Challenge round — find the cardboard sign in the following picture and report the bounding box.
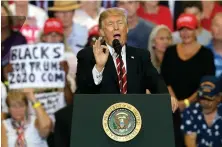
[8,43,65,89]
[29,92,66,115]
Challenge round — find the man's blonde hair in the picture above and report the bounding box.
[6,90,28,107]
[99,7,127,29]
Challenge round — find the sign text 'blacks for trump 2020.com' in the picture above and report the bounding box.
[8,43,65,89]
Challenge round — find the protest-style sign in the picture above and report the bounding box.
[8,43,65,89]
[28,92,66,116]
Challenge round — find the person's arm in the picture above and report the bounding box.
[92,65,104,85]
[60,61,73,105]
[1,122,8,147]
[184,133,197,147]
[167,86,176,97]
[24,89,52,138]
[64,79,73,105]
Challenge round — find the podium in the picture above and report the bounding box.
[70,94,175,147]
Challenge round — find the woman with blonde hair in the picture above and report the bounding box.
[148,25,172,72]
[1,89,52,147]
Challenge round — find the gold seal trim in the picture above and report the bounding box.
[102,102,142,142]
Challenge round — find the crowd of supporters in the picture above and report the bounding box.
[1,1,222,147]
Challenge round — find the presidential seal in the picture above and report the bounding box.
[102,102,142,142]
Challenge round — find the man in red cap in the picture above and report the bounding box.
[42,18,64,43]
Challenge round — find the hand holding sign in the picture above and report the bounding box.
[23,88,36,102]
[60,61,69,76]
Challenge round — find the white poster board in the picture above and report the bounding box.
[28,91,66,123]
[8,43,65,89]
[29,92,66,115]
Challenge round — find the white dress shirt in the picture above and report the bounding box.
[92,44,127,85]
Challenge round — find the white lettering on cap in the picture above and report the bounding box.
[46,21,61,28]
[178,16,192,23]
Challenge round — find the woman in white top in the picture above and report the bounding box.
[1,89,52,147]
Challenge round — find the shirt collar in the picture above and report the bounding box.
[106,43,126,57]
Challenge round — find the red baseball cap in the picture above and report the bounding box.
[88,25,99,37]
[43,18,64,35]
[176,13,198,30]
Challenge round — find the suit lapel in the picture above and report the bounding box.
[126,45,137,93]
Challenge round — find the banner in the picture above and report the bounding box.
[8,43,65,89]
[29,92,66,116]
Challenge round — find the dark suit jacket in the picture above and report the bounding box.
[54,45,171,147]
[76,45,168,94]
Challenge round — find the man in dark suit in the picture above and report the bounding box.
[76,8,169,94]
[54,8,178,147]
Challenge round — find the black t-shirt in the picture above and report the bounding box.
[161,45,215,100]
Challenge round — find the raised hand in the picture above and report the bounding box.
[60,61,69,75]
[93,37,109,72]
[23,88,36,102]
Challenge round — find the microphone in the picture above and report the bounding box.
[112,39,122,56]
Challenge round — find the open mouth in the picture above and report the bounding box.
[113,34,121,39]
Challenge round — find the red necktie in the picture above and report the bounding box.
[116,56,127,94]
